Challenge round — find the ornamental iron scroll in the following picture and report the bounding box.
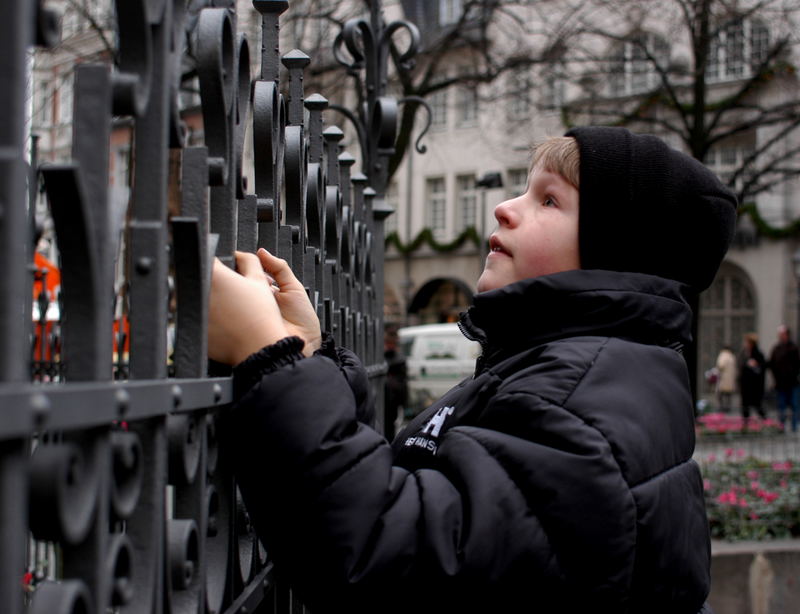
[0,1,401,613]
[331,0,431,198]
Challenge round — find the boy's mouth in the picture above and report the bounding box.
[489,235,510,256]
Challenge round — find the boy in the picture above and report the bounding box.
[209,126,737,613]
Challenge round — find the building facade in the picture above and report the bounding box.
[382,0,800,397]
[30,0,800,395]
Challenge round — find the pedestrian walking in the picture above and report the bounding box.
[715,345,737,412]
[738,332,766,425]
[768,324,800,432]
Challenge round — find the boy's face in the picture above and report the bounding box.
[477,164,580,292]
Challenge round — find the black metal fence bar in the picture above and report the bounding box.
[0,1,394,612]
[1,3,38,614]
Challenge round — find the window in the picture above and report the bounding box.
[111,145,132,216]
[112,146,131,188]
[507,168,529,199]
[507,67,531,120]
[456,86,478,126]
[179,76,202,111]
[37,80,51,126]
[428,89,448,130]
[69,0,91,34]
[61,10,79,37]
[539,67,565,110]
[80,0,110,29]
[608,33,670,96]
[455,174,477,232]
[697,263,756,394]
[439,0,463,26]
[57,76,73,125]
[704,136,755,190]
[426,177,447,239]
[707,18,770,82]
[751,20,770,67]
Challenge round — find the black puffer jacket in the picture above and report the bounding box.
[229,270,711,614]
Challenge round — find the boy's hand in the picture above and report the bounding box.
[208,250,321,366]
[208,253,289,366]
[255,248,322,356]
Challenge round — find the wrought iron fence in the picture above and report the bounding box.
[1,1,402,612]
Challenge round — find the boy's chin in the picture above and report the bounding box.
[476,272,503,293]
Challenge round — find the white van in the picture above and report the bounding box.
[398,323,481,415]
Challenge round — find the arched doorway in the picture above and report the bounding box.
[407,278,474,324]
[697,261,757,398]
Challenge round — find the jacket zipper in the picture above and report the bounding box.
[458,319,488,378]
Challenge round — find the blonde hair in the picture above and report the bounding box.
[530,136,580,189]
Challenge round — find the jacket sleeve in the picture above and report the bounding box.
[225,338,640,612]
[313,332,373,424]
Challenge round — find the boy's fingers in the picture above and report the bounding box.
[212,257,235,280]
[257,248,302,290]
[234,251,265,280]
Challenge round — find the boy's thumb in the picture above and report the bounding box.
[257,249,299,289]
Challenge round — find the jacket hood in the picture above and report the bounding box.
[460,270,693,365]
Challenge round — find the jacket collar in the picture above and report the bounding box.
[459,270,693,367]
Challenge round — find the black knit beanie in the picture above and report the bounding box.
[564,126,738,292]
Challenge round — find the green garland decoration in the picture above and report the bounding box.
[384,207,800,254]
[739,203,800,239]
[385,226,484,254]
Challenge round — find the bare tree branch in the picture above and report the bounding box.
[561,0,800,203]
[60,0,116,62]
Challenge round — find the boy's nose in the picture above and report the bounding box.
[494,199,514,226]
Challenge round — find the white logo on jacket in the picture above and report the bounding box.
[421,406,455,437]
[403,406,455,454]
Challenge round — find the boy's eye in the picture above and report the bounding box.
[543,197,557,207]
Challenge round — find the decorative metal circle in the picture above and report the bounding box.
[110,430,143,520]
[167,414,201,486]
[29,442,98,545]
[106,533,135,607]
[168,518,199,591]
[29,579,93,614]
[236,487,255,584]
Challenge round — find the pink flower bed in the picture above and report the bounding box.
[697,412,785,437]
[701,455,799,540]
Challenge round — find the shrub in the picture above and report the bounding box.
[700,453,800,540]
